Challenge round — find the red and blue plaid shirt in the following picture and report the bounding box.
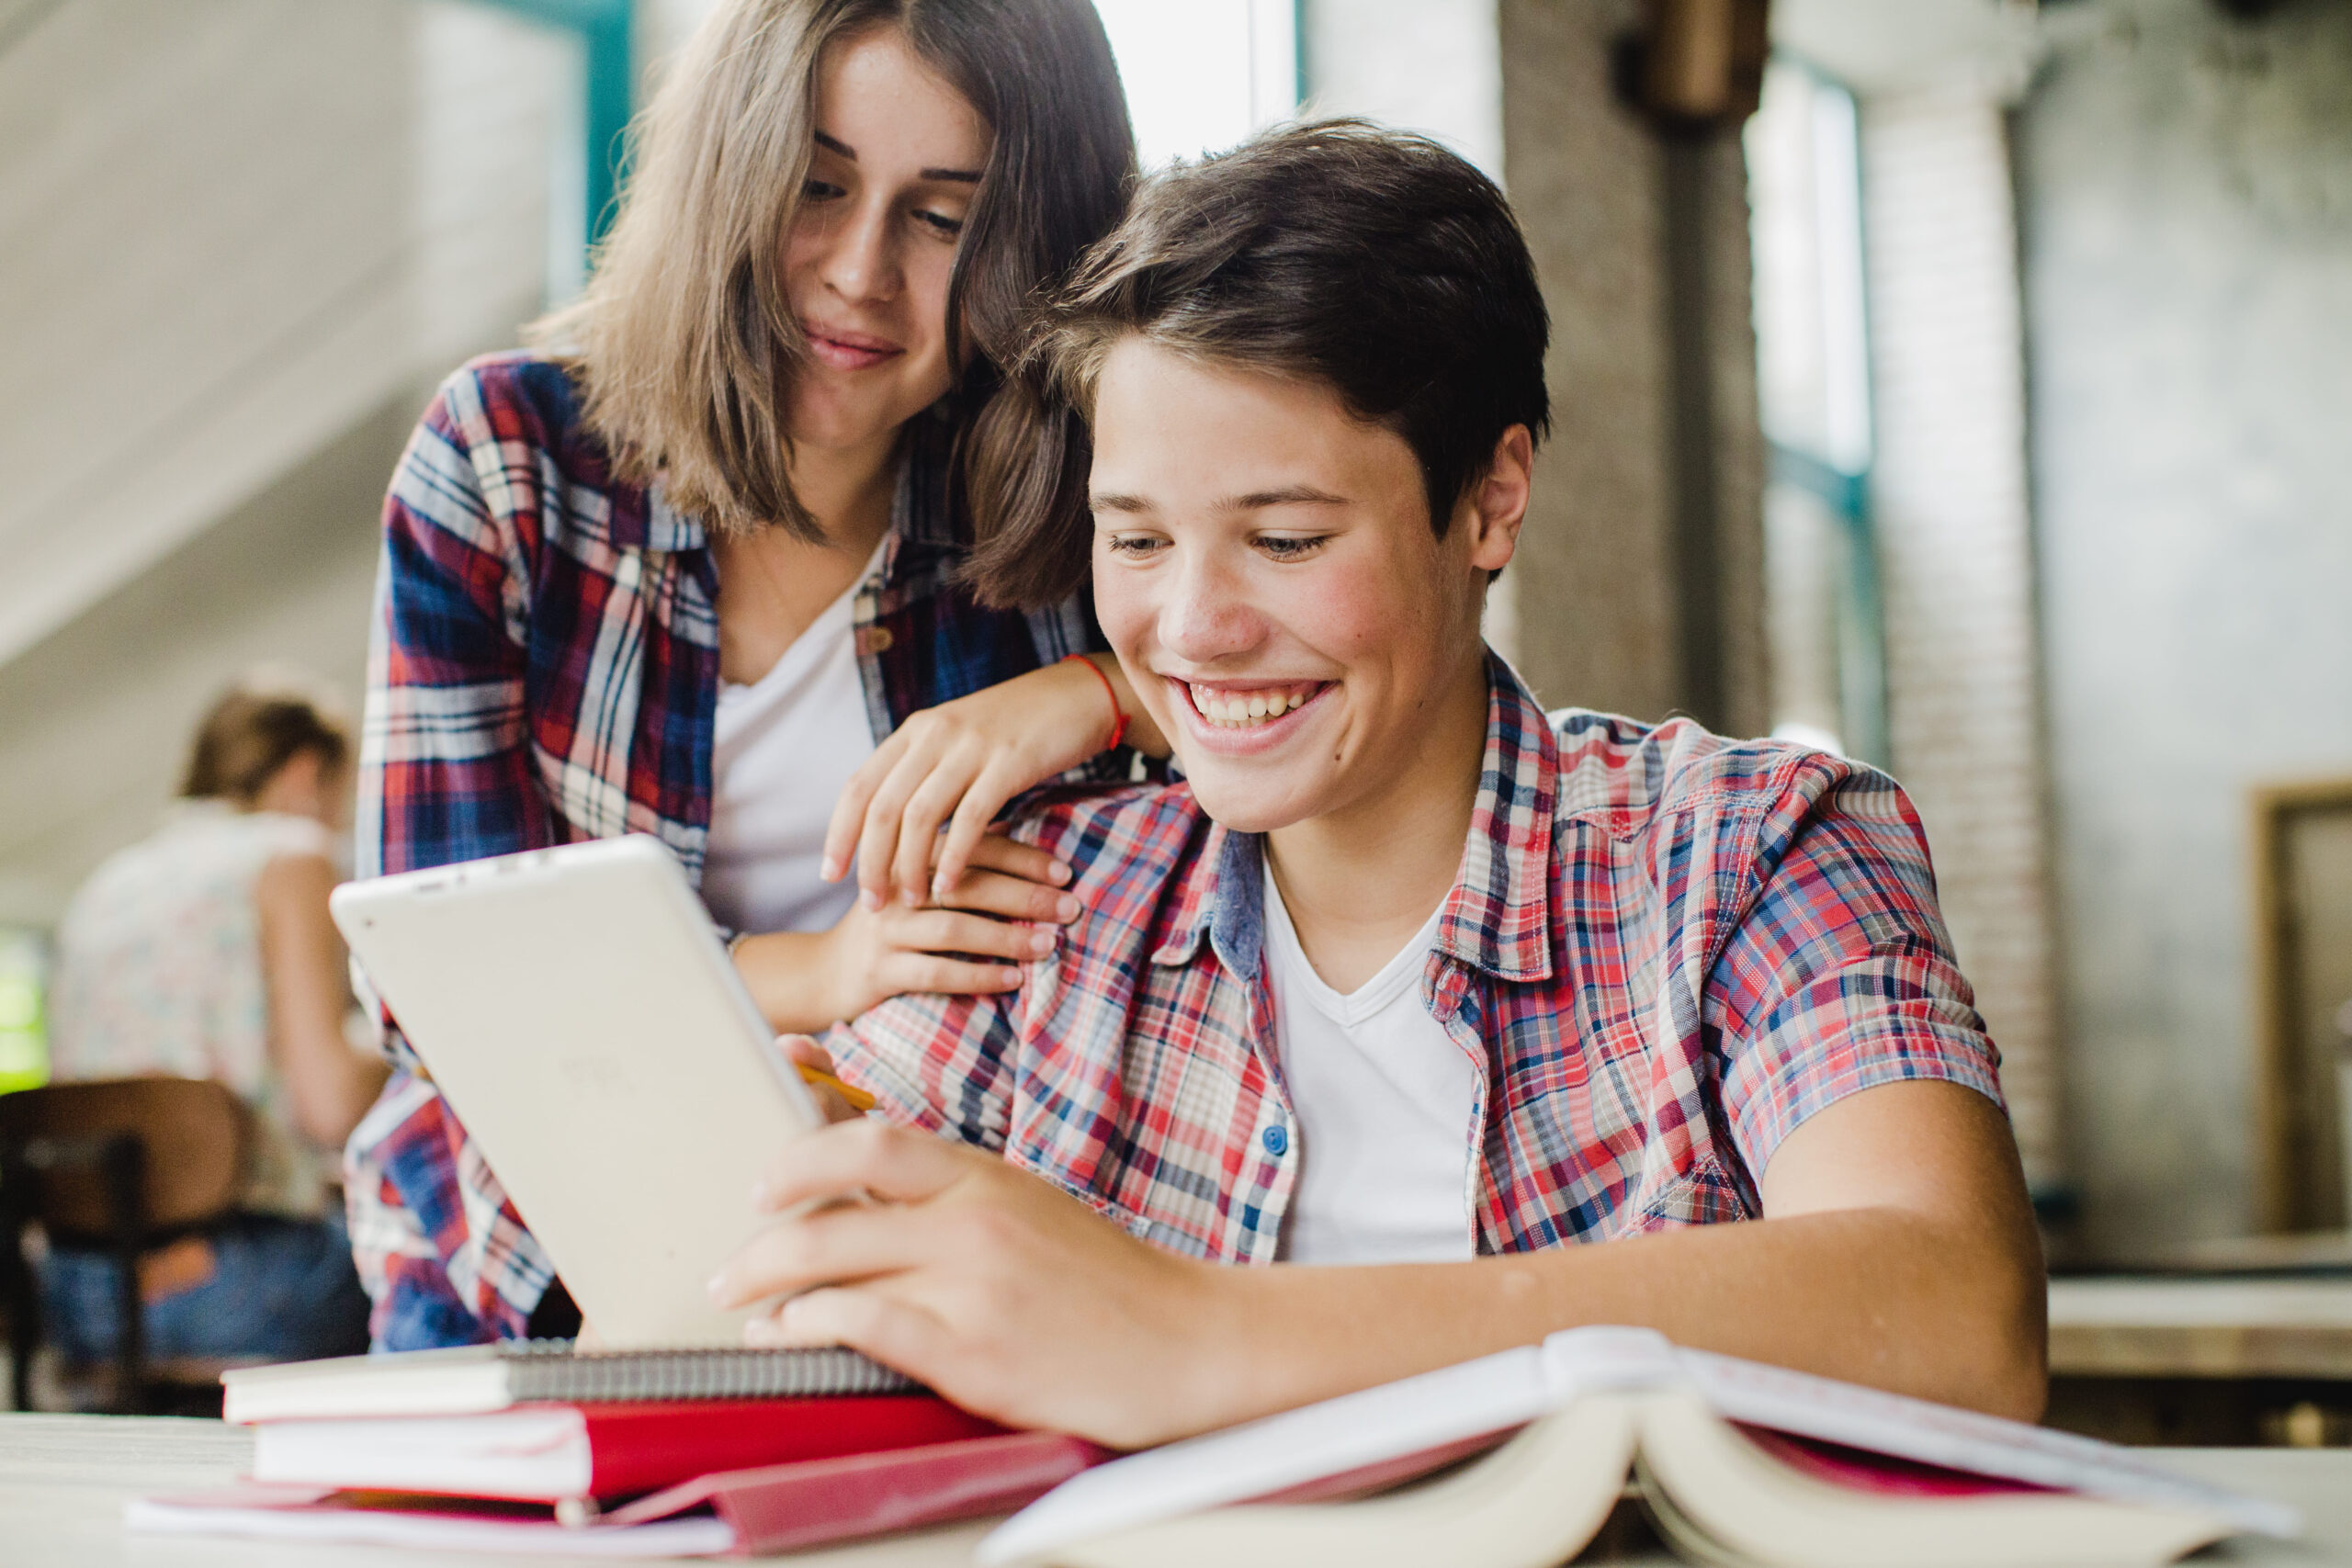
[826,659,2005,1257]
[345,353,1108,1349]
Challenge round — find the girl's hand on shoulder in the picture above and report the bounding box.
[734,834,1083,1032]
[820,656,1164,911]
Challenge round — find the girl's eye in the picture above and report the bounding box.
[802,178,847,201]
[1257,536,1327,561]
[913,209,966,240]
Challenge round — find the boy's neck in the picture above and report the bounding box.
[1261,649,1492,995]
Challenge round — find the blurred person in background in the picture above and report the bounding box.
[348,0,1160,1348]
[41,675,385,1367]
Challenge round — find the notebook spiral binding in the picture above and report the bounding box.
[501,1341,923,1403]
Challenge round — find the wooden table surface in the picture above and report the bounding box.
[2051,1276,2352,1379]
[7,1413,2352,1565]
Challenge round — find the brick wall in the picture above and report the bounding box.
[1860,88,2064,1188]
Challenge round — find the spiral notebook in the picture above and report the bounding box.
[222,1340,917,1425]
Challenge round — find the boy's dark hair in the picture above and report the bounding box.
[967,118,1551,608]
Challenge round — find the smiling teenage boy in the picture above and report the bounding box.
[712,122,2046,1449]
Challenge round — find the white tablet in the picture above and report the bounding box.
[332,835,822,1348]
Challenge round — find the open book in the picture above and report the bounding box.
[981,1327,2299,1568]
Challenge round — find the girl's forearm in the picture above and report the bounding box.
[733,930,840,1034]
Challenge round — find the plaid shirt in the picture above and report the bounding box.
[828,658,2005,1256]
[345,352,1104,1348]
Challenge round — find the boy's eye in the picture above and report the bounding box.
[1256,536,1327,560]
[1101,533,1166,558]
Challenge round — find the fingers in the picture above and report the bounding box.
[930,759,1029,901]
[776,1033,839,1077]
[822,735,904,886]
[744,1287,958,1393]
[711,1198,929,1310]
[892,756,982,908]
[852,753,919,912]
[894,908,1057,964]
[961,833,1073,889]
[876,953,1025,999]
[856,731,1003,910]
[775,1034,863,1124]
[754,1118,980,1214]
[939,868,1080,925]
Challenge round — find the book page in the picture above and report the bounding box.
[977,1345,1555,1565]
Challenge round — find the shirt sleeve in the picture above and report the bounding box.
[344,367,561,1347]
[824,987,1021,1152]
[1707,760,2007,1181]
[357,366,555,886]
[343,1071,553,1347]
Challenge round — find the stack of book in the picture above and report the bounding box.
[128,1341,1104,1556]
[129,1328,2301,1564]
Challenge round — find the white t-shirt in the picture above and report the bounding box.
[1261,865,1480,1265]
[699,542,885,938]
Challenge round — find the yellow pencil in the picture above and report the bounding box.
[797,1063,876,1113]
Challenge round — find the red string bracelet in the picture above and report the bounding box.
[1061,654,1129,753]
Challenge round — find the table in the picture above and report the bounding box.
[2050,1277,2352,1379]
[7,1414,2352,1566]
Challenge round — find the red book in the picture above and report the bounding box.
[251,1395,1003,1502]
[129,1431,1112,1557]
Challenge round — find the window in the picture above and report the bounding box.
[1091,0,1298,169]
[1746,57,1886,765]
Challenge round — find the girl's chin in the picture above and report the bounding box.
[786,387,944,454]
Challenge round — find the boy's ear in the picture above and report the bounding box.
[1464,424,1534,574]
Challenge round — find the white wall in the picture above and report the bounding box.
[2023,0,2352,1248]
[0,0,566,923]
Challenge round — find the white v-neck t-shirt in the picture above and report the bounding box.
[1261,865,1480,1265]
[699,540,886,938]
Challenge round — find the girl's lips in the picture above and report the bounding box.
[805,326,904,372]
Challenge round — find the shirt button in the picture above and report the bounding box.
[1261,1124,1288,1156]
[855,626,894,656]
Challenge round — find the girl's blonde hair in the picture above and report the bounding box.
[530,0,1134,555]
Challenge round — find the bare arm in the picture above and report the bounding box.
[714,1077,2045,1449]
[1193,1080,2045,1429]
[255,851,390,1148]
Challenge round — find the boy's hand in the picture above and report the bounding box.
[707,1120,1230,1449]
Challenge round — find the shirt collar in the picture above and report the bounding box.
[1149,651,1558,985]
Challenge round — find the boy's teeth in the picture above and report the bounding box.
[1190,684,1312,728]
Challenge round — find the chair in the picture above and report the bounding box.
[0,1077,252,1413]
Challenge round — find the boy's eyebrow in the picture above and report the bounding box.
[812,128,982,185]
[1089,485,1351,516]
[1227,485,1349,511]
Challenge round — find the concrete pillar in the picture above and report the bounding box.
[1495,0,1768,732]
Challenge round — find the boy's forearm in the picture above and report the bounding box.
[1181,1207,2047,1438]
